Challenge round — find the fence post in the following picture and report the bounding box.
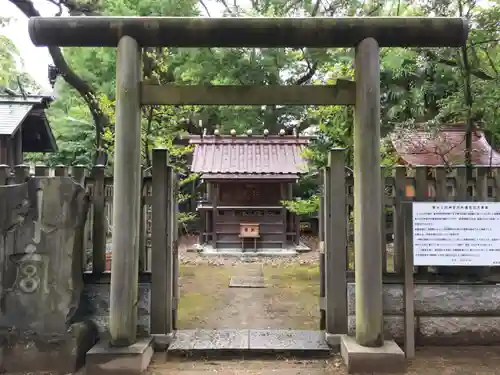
[380,166,387,273]
[14,164,29,183]
[325,148,348,336]
[151,149,172,337]
[71,165,87,186]
[319,169,326,331]
[71,165,88,270]
[402,202,415,359]
[393,166,407,275]
[172,171,179,331]
[495,168,500,202]
[0,165,10,185]
[34,164,49,177]
[138,168,146,272]
[54,164,67,177]
[166,165,174,332]
[91,165,106,273]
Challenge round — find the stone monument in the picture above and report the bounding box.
[0,177,97,374]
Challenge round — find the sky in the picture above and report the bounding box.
[1,0,223,92]
[3,0,61,91]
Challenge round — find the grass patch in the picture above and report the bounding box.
[177,264,232,328]
[264,263,321,330]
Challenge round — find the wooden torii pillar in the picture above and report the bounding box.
[28,16,468,374]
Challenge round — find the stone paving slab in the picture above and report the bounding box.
[193,329,249,350]
[249,330,330,351]
[229,276,266,288]
[168,329,332,358]
[169,330,197,350]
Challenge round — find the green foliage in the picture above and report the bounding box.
[0,18,39,92]
[5,0,499,218]
[281,195,320,215]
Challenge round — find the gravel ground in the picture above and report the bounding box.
[177,234,321,266]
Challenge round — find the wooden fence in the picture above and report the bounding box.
[342,164,500,277]
[0,164,157,273]
[2,162,500,278]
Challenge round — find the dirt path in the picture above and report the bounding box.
[202,262,279,329]
[148,347,500,375]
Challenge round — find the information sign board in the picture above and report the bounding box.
[412,202,500,266]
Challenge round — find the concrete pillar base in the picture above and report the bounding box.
[85,337,154,375]
[324,332,341,351]
[340,335,406,373]
[152,333,175,351]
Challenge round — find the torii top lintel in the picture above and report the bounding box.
[28,17,468,48]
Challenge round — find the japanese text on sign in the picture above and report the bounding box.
[412,202,500,266]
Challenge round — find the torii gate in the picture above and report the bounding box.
[28,16,468,374]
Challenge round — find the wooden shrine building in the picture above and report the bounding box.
[190,131,309,252]
[0,93,57,165]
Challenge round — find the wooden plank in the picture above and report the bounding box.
[54,165,68,177]
[165,166,174,333]
[91,165,106,274]
[402,203,415,359]
[212,183,218,247]
[413,166,428,275]
[381,166,387,273]
[151,149,169,334]
[475,167,488,201]
[138,169,147,272]
[13,165,29,183]
[392,166,406,275]
[280,183,287,245]
[141,83,356,106]
[434,167,447,201]
[495,168,500,202]
[0,165,10,185]
[325,149,348,334]
[455,166,468,201]
[34,165,49,177]
[414,166,428,201]
[318,169,326,331]
[172,173,179,330]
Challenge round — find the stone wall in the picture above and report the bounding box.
[82,282,151,337]
[347,282,500,345]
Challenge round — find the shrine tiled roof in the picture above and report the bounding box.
[189,135,310,179]
[390,124,500,166]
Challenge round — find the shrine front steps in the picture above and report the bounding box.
[164,329,334,359]
[82,331,406,374]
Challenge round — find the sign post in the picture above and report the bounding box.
[402,203,415,359]
[403,202,500,359]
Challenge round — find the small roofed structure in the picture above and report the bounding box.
[0,93,57,165]
[190,131,310,254]
[390,123,500,166]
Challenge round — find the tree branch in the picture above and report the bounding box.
[10,0,110,165]
[468,38,500,48]
[199,0,211,17]
[421,50,495,81]
[292,0,321,85]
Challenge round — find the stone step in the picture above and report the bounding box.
[166,329,334,359]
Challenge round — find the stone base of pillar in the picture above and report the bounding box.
[151,333,175,351]
[340,335,406,373]
[85,336,154,375]
[324,332,341,351]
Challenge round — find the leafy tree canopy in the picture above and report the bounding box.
[4,0,500,215]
